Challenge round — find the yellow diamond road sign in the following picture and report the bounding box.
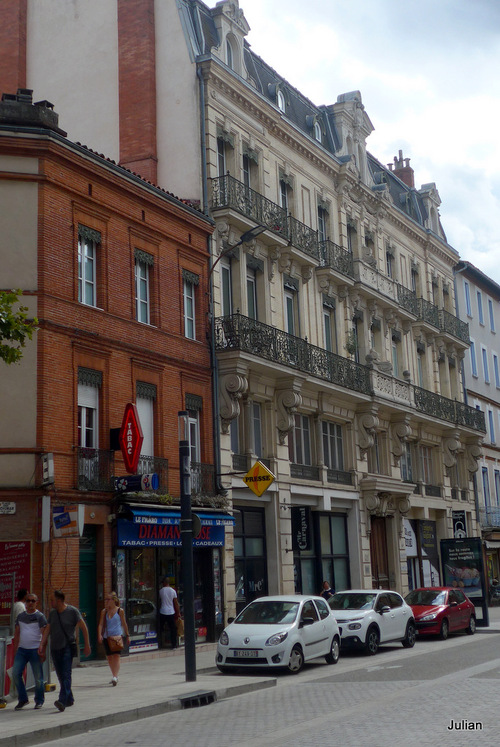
[243,460,276,497]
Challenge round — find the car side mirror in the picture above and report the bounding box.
[299,616,315,627]
[227,617,235,624]
[378,605,391,614]
[449,602,458,607]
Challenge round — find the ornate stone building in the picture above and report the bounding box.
[0,0,486,622]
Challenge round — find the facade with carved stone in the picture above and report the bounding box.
[1,0,486,622]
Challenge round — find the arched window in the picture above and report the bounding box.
[226,38,234,69]
[277,90,286,112]
[314,121,322,142]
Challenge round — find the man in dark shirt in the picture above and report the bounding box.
[39,589,91,712]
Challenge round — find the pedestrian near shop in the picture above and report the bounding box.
[12,588,28,622]
[12,594,47,710]
[159,577,180,649]
[97,591,130,686]
[39,590,91,712]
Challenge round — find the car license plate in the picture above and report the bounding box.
[232,649,259,658]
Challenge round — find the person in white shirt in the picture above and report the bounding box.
[12,594,47,710]
[12,588,27,622]
[159,578,180,649]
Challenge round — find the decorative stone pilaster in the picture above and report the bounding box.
[465,439,483,474]
[276,389,302,445]
[390,416,411,466]
[443,429,460,469]
[357,408,379,456]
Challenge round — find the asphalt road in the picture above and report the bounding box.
[40,628,500,747]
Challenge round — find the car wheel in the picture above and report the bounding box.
[466,615,476,635]
[287,644,304,674]
[439,619,449,640]
[402,621,416,648]
[364,625,380,655]
[325,636,340,664]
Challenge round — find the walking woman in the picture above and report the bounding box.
[97,592,130,686]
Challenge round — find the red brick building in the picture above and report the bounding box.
[0,92,226,654]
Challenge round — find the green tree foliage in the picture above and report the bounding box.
[0,290,38,364]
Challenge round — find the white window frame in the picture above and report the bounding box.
[78,383,98,448]
[135,258,150,324]
[183,278,196,339]
[470,340,478,377]
[322,421,344,471]
[488,298,496,333]
[289,414,312,466]
[78,234,97,307]
[420,445,433,484]
[277,90,286,112]
[464,281,472,316]
[477,290,484,325]
[284,288,298,336]
[482,346,490,384]
[314,121,322,142]
[136,395,154,457]
[323,307,336,353]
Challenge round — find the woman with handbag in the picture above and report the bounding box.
[97,591,130,686]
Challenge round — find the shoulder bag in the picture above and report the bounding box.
[106,608,124,653]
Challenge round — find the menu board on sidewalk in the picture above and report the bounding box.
[0,540,31,618]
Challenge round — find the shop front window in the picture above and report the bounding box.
[127,547,158,652]
[234,507,267,613]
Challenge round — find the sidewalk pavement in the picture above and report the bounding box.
[2,604,500,747]
[0,643,276,747]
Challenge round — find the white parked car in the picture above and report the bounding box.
[216,595,341,674]
[328,589,416,655]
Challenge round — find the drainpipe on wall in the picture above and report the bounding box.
[197,61,225,496]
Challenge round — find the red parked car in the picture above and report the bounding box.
[405,587,476,639]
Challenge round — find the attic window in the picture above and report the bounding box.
[314,122,322,142]
[226,38,234,70]
[277,90,286,113]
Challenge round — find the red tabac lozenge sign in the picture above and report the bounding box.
[119,403,144,474]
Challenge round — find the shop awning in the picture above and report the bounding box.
[485,540,500,549]
[124,505,235,527]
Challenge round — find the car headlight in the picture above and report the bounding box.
[420,613,438,621]
[266,631,288,646]
[347,623,362,630]
[219,630,229,645]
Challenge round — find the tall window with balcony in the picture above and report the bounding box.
[185,394,203,494]
[183,270,199,339]
[247,267,258,320]
[322,422,348,484]
[386,249,394,279]
[284,277,299,337]
[136,382,160,485]
[317,205,328,244]
[323,297,337,353]
[78,225,100,306]
[391,330,401,377]
[289,414,315,479]
[400,442,414,483]
[410,266,419,295]
[279,176,292,215]
[220,258,232,317]
[77,367,104,490]
[135,250,153,324]
[420,445,440,495]
[368,433,388,475]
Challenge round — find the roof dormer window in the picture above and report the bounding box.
[314,121,322,143]
[277,90,286,113]
[226,38,234,70]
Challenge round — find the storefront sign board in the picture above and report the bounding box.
[243,460,275,497]
[0,540,31,618]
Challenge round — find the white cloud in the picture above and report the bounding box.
[242,0,500,283]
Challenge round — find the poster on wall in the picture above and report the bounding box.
[0,540,31,618]
[441,537,484,599]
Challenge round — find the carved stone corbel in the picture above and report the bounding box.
[268,246,280,281]
[278,252,292,275]
[466,439,483,474]
[365,491,396,517]
[219,373,248,434]
[443,429,460,469]
[277,389,302,445]
[390,417,411,465]
[357,409,379,455]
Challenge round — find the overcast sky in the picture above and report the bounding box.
[242,0,500,285]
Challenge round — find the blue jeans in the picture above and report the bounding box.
[51,645,74,706]
[12,647,45,705]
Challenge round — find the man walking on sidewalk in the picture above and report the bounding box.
[12,593,47,710]
[159,577,180,649]
[39,590,91,712]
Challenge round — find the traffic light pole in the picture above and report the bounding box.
[178,411,196,681]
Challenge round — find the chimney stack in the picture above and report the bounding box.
[388,149,414,188]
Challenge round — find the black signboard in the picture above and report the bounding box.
[291,507,311,552]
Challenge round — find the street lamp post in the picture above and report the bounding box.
[208,225,267,279]
[178,410,196,682]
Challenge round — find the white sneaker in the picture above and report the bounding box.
[111,677,118,686]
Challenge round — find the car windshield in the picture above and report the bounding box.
[406,590,446,606]
[235,601,299,625]
[328,593,377,611]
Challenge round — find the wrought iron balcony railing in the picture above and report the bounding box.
[479,506,500,528]
[415,297,440,328]
[319,239,354,279]
[288,215,319,260]
[215,313,371,395]
[211,175,288,241]
[438,309,470,344]
[397,284,419,316]
[327,468,353,486]
[413,387,486,431]
[191,462,217,498]
[290,464,320,481]
[137,455,168,493]
[77,448,115,491]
